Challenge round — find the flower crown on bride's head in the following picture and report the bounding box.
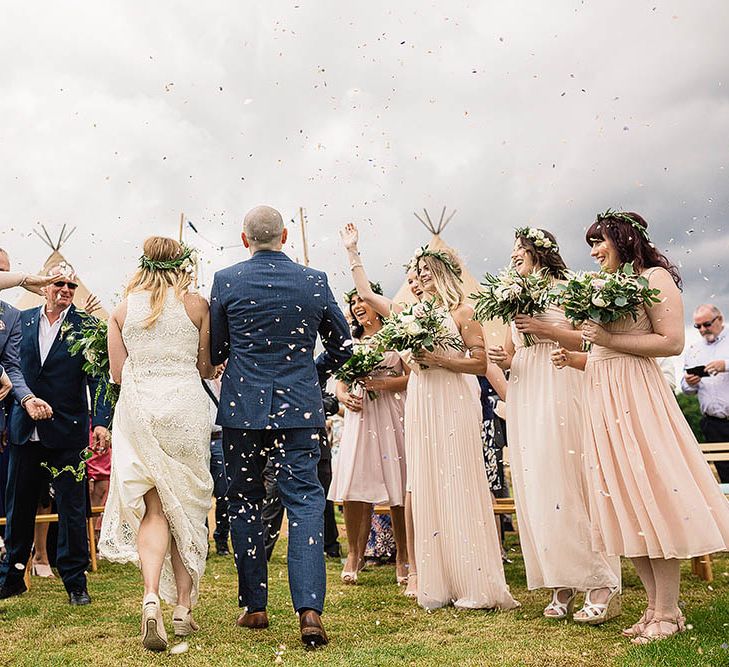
[514,227,559,253]
[139,244,197,274]
[594,208,651,242]
[405,245,463,283]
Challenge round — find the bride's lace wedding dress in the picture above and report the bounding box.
[99,289,213,604]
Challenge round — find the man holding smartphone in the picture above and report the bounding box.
[682,303,729,482]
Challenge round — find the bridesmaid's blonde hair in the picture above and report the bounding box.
[125,236,193,328]
[418,249,464,311]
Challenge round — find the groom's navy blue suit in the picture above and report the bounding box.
[211,250,351,614]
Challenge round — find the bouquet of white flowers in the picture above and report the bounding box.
[373,300,464,356]
[333,344,385,400]
[552,263,661,351]
[470,268,553,346]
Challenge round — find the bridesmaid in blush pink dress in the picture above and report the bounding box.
[408,247,517,611]
[329,291,410,585]
[489,228,620,624]
[341,223,424,598]
[554,211,729,644]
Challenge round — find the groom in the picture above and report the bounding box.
[210,205,351,647]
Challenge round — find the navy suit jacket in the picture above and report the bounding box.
[0,301,31,433]
[9,305,111,449]
[210,250,351,430]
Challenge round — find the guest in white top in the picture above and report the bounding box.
[681,303,729,481]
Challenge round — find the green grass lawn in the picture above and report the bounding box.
[2,537,729,667]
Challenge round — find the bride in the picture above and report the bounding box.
[99,237,217,652]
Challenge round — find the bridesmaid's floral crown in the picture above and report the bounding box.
[344,282,383,303]
[406,245,463,283]
[514,227,559,253]
[595,209,651,242]
[139,244,197,274]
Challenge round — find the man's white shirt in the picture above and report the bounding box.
[681,326,729,419]
[31,306,71,441]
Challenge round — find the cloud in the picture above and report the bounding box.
[1,0,727,323]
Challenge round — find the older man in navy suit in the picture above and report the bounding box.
[0,267,111,605]
[211,205,351,647]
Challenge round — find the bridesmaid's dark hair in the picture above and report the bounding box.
[348,294,384,340]
[585,211,682,289]
[515,229,568,279]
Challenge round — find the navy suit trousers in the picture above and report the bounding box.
[0,443,89,593]
[222,427,325,614]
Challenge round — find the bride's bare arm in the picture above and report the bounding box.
[184,293,217,380]
[340,223,401,317]
[108,301,128,384]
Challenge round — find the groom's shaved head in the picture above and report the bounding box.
[243,206,285,251]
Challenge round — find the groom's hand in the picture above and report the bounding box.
[92,426,111,454]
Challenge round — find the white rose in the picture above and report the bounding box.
[84,351,97,365]
[592,278,607,289]
[405,321,423,336]
[400,314,416,324]
[507,284,522,297]
[535,230,545,239]
[591,295,607,308]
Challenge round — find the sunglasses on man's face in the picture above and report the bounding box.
[694,315,720,330]
[53,281,78,290]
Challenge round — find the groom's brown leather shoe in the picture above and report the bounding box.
[299,609,328,648]
[236,610,269,629]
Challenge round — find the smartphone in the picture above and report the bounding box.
[685,365,710,378]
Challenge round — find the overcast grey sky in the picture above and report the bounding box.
[1,1,727,336]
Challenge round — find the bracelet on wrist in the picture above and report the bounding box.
[18,274,29,288]
[350,263,363,270]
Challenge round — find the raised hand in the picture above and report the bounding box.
[82,293,102,314]
[0,272,65,295]
[340,223,360,251]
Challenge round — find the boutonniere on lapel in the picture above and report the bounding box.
[60,319,76,344]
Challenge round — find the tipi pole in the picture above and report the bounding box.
[178,212,185,243]
[299,207,310,267]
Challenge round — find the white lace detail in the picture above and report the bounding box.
[99,289,213,605]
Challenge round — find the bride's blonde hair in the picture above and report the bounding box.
[125,236,193,328]
[418,248,464,311]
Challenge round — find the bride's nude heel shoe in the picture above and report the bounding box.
[141,594,168,652]
[172,605,199,637]
[340,569,358,585]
